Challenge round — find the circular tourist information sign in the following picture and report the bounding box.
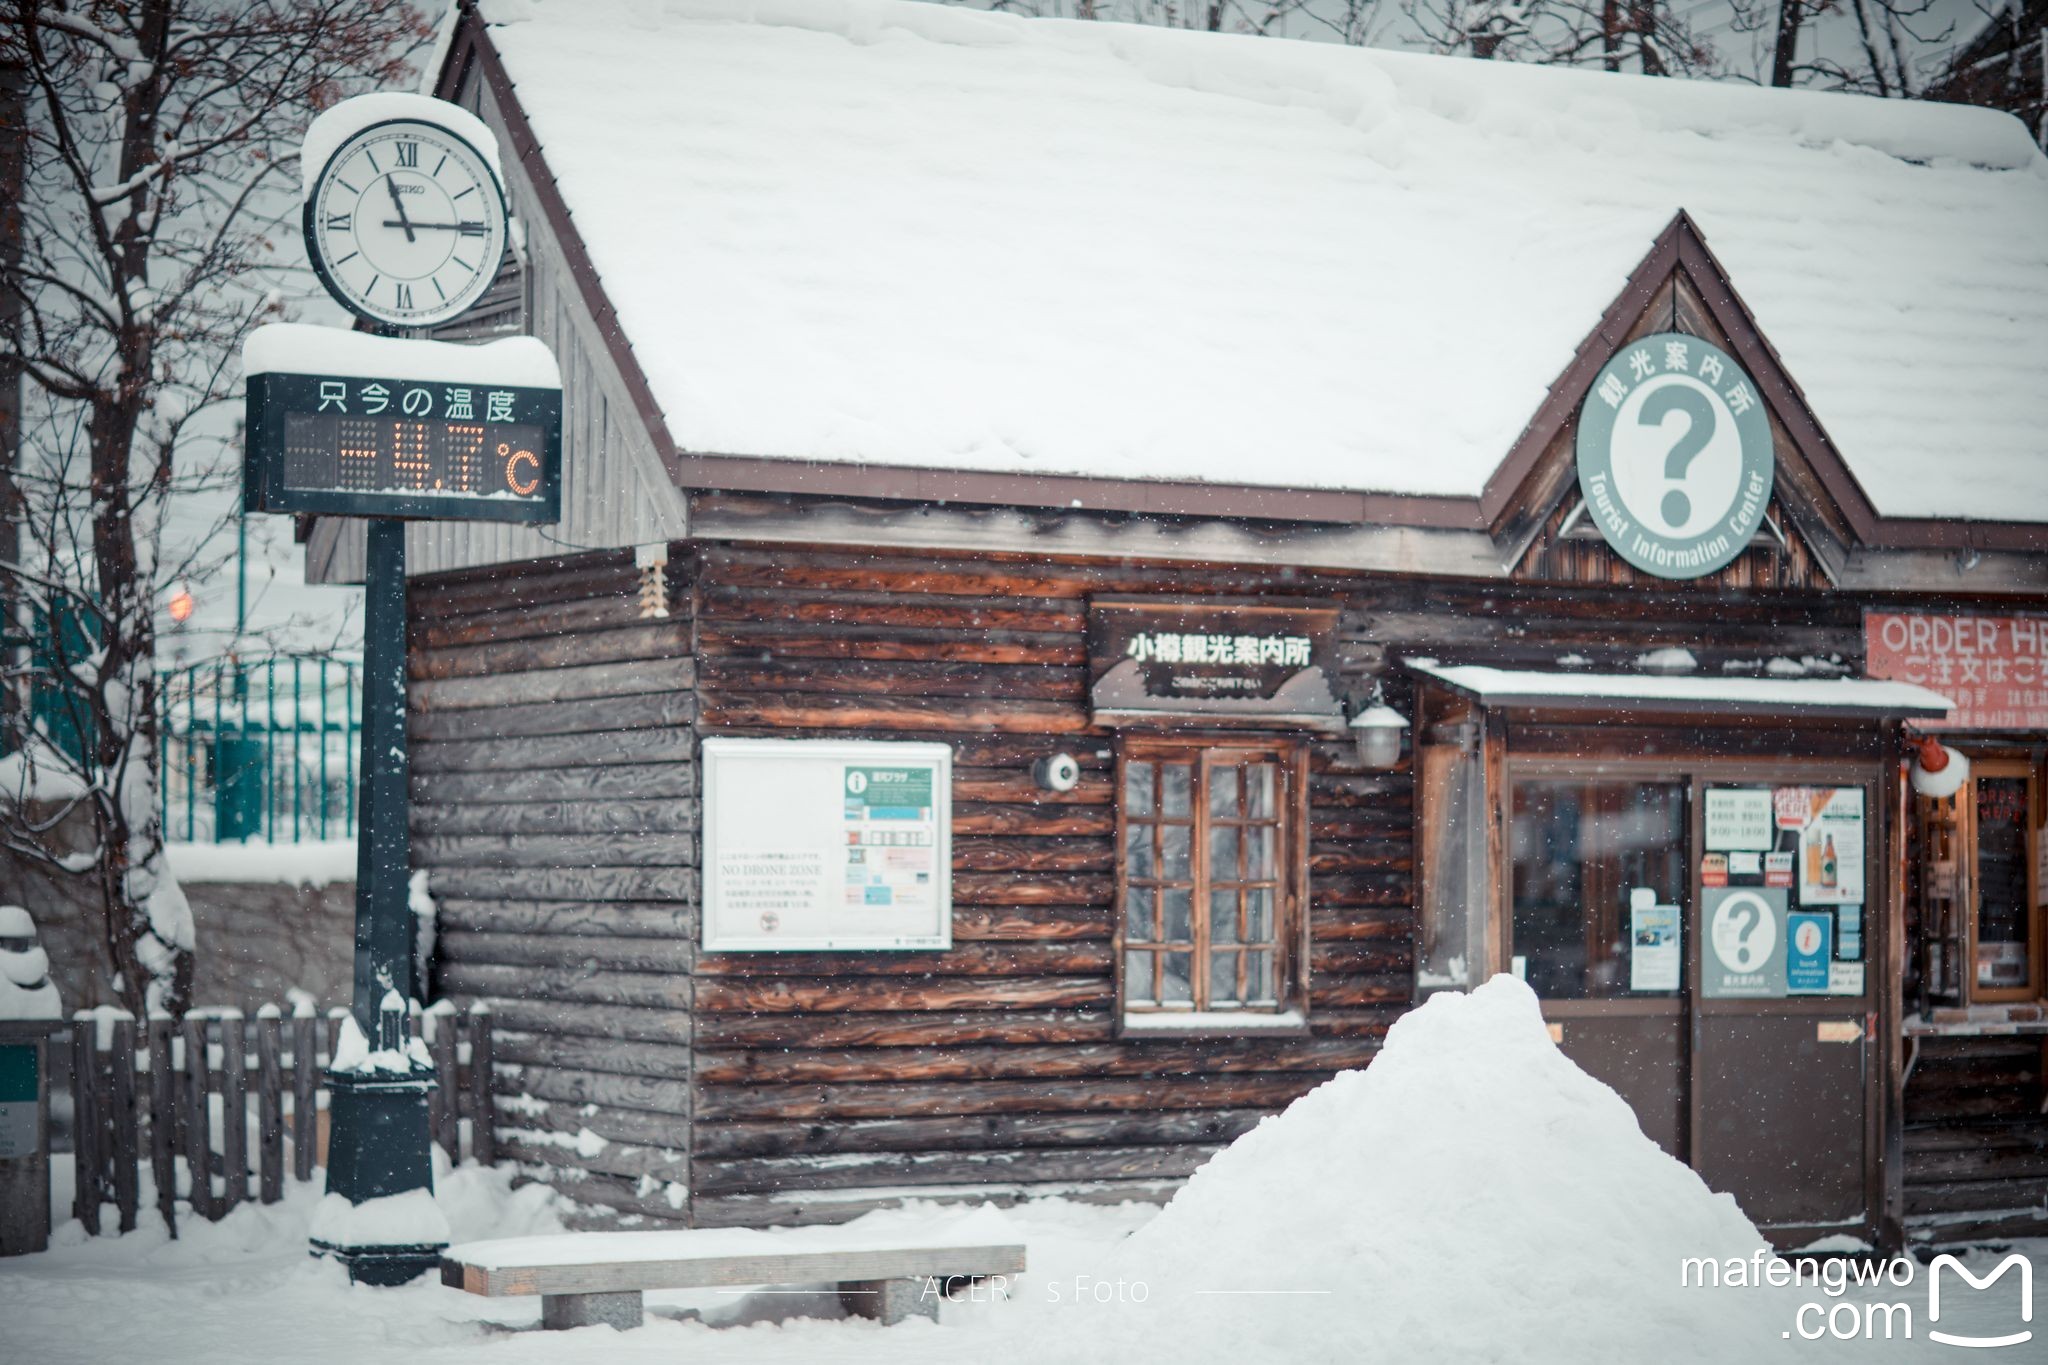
[1574,332,1775,580]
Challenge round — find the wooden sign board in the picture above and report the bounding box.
[1087,597,1343,730]
[701,738,952,952]
[1864,610,2048,731]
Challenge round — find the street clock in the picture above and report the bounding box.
[303,113,508,330]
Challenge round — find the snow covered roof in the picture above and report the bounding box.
[474,0,2048,523]
[1408,661,1954,717]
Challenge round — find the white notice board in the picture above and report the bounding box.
[702,738,953,952]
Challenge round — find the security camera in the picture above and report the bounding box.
[1033,752,1081,793]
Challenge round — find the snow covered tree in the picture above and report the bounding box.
[0,1,426,1018]
[1720,0,1958,93]
[1404,0,1719,74]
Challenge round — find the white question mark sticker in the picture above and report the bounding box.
[1712,891,1777,974]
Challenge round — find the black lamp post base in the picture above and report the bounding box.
[316,1059,445,1284]
[310,1239,447,1286]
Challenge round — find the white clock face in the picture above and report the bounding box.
[305,119,507,328]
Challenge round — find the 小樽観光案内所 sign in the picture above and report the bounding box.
[1086,598,1343,729]
[1574,332,1774,580]
[244,369,561,523]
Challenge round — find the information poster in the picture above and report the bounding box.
[1786,911,1833,994]
[1629,889,1681,992]
[1705,788,1774,852]
[1704,886,1786,998]
[702,739,952,951]
[1794,788,1864,906]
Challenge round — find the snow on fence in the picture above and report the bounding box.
[67,1002,493,1237]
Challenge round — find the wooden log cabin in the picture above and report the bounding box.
[304,0,2048,1249]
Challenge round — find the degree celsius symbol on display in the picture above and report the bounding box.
[501,444,540,495]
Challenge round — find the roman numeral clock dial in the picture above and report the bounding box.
[304,117,507,329]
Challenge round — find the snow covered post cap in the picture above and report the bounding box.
[0,906,62,1024]
[328,990,433,1076]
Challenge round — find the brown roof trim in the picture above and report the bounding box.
[669,453,1486,528]
[1476,221,1683,527]
[1478,211,2043,554]
[1668,219,1886,545]
[442,9,688,489]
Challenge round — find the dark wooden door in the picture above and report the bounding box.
[1552,1005,1687,1158]
[1692,1009,1867,1227]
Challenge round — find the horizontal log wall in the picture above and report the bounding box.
[406,526,2047,1230]
[1903,1035,2048,1241]
[409,549,698,1221]
[686,543,1415,1226]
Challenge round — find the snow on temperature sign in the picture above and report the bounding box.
[241,324,560,523]
[702,738,952,951]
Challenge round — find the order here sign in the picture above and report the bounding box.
[1864,611,2048,731]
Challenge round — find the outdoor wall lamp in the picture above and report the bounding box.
[1906,733,1969,799]
[1349,688,1409,770]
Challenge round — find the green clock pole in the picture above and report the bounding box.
[312,516,444,1284]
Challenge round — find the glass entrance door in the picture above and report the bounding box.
[1510,777,1689,1158]
[1507,765,1881,1238]
[1689,780,1874,1233]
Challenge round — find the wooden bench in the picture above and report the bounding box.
[442,1215,1027,1331]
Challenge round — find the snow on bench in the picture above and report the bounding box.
[441,1207,1027,1330]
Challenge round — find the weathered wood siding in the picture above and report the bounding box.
[404,531,2047,1232]
[685,543,1411,1226]
[408,549,698,1222]
[1903,1038,2048,1242]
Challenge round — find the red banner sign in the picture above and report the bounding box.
[1864,611,2048,731]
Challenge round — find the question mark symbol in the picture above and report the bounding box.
[1638,385,1718,527]
[1728,902,1759,964]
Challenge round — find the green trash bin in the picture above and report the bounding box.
[212,737,267,841]
[0,1022,57,1255]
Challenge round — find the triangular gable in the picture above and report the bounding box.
[1491,213,1881,589]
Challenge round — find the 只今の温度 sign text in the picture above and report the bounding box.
[244,368,561,523]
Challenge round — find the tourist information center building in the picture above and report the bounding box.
[305,1,2048,1249]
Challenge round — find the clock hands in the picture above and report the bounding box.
[379,219,487,235]
[384,177,416,244]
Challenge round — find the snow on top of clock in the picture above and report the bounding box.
[243,324,561,389]
[472,0,2048,524]
[300,92,503,202]
[300,93,511,329]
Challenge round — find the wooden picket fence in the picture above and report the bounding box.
[68,1002,494,1236]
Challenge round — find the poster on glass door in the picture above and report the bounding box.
[1774,787,1864,906]
[1704,886,1787,998]
[1629,888,1682,992]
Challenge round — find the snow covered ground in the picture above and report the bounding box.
[4,979,2040,1363]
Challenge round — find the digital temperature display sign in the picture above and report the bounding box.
[245,370,560,522]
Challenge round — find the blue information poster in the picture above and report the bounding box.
[1786,911,1833,995]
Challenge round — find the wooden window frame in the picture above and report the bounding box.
[1963,755,2045,1006]
[1113,735,1310,1035]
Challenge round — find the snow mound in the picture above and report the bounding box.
[1066,976,1795,1363]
